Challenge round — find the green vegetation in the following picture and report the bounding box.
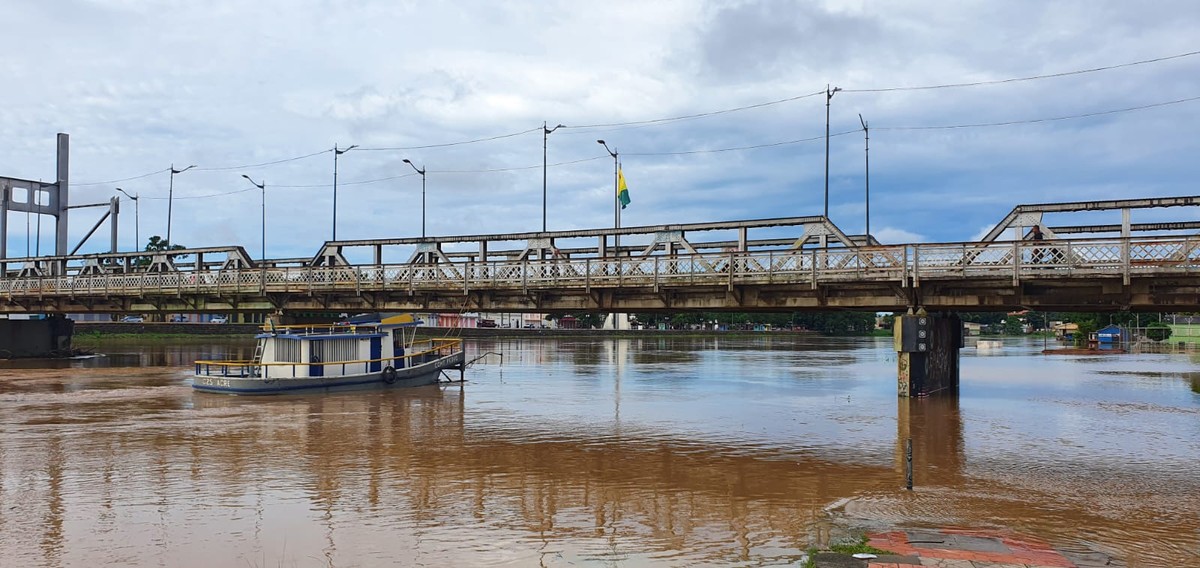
[1168,324,1200,345]
[1145,321,1173,341]
[828,535,893,556]
[1074,320,1098,348]
[73,331,249,344]
[631,311,878,335]
[801,535,894,567]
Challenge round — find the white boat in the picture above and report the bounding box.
[193,314,464,395]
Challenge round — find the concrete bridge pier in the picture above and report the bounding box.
[894,311,962,397]
[0,315,74,358]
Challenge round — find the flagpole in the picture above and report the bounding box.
[614,158,621,252]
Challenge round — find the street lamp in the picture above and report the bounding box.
[167,164,196,246]
[597,139,619,250]
[824,84,841,220]
[115,187,139,252]
[543,122,564,232]
[332,144,358,241]
[241,175,266,262]
[402,159,427,238]
[859,113,870,242]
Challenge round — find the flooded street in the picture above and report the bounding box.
[0,336,1197,567]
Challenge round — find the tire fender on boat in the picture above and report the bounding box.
[382,366,397,384]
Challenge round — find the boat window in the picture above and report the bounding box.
[274,338,301,362]
[325,338,358,363]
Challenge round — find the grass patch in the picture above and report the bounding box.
[72,331,251,344]
[799,534,894,567]
[1167,324,1200,345]
[828,534,893,556]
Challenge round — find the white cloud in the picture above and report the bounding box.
[872,227,927,245]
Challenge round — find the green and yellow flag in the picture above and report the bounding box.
[617,168,631,209]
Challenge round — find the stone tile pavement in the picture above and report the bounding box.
[861,528,1078,568]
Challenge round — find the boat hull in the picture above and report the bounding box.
[193,351,464,395]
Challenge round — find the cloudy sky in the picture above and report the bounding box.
[2,0,1198,260]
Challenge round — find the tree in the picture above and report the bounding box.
[1145,322,1173,342]
[137,235,187,266]
[1074,320,1098,347]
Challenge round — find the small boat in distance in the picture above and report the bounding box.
[193,314,464,395]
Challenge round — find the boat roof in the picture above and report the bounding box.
[254,313,422,339]
[348,313,422,327]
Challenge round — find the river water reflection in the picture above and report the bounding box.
[0,336,1197,567]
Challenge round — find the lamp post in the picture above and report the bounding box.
[824,84,840,219]
[543,122,564,232]
[332,144,357,241]
[859,113,870,242]
[167,164,196,246]
[241,175,266,262]
[115,188,139,252]
[597,139,619,251]
[402,159,427,238]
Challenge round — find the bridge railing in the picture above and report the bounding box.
[0,236,1196,298]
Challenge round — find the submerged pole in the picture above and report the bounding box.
[905,438,913,490]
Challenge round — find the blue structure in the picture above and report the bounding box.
[1095,324,1126,347]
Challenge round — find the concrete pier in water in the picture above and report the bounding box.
[894,312,962,397]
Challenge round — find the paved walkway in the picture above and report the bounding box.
[855,528,1079,567]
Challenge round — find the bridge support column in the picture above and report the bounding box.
[894,312,961,397]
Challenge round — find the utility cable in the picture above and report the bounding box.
[74,168,171,187]
[626,130,859,156]
[561,91,826,130]
[70,49,1200,185]
[357,127,543,151]
[877,94,1200,130]
[844,49,1200,93]
[195,149,332,171]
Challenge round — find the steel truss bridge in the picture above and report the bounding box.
[0,196,1198,315]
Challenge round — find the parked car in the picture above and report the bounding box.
[210,316,228,324]
[478,319,497,328]
[120,316,144,323]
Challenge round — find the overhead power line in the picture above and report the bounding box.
[73,168,171,187]
[626,130,859,156]
[877,94,1200,131]
[92,92,1199,201]
[70,48,1200,186]
[562,91,826,130]
[195,148,332,171]
[844,49,1200,93]
[140,187,259,200]
[357,127,543,151]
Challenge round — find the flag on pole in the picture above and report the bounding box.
[617,168,631,209]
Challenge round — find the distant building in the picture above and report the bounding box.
[1053,322,1079,341]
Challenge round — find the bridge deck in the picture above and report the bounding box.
[0,235,1196,313]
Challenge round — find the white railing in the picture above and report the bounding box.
[1,236,1197,298]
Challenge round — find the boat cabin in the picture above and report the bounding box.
[254,314,435,380]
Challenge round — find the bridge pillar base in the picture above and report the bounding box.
[895,313,961,397]
[0,316,74,357]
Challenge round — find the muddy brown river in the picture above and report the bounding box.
[0,336,1197,567]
